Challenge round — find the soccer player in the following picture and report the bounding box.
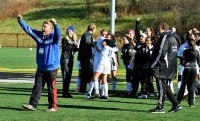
[177,33,200,107]
[87,31,116,99]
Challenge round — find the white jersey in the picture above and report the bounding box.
[93,37,115,74]
[177,42,200,74]
[93,37,105,72]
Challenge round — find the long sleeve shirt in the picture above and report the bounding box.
[18,19,61,70]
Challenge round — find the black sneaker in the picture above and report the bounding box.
[93,94,100,99]
[149,107,165,113]
[168,104,182,112]
[100,96,109,99]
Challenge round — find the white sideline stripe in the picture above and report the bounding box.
[0,79,34,83]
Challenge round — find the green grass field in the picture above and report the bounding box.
[0,47,200,121]
[0,0,200,120]
[0,83,200,121]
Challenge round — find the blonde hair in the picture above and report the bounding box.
[43,21,53,29]
[66,33,77,42]
[87,23,96,32]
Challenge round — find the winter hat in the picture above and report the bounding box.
[129,30,135,35]
[67,25,75,32]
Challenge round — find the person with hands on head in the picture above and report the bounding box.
[17,15,61,112]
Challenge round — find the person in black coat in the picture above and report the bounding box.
[121,36,134,95]
[78,23,96,94]
[61,25,78,98]
[149,22,182,113]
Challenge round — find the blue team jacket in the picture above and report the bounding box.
[18,19,61,71]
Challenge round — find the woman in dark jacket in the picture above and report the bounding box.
[177,33,200,107]
[61,25,78,98]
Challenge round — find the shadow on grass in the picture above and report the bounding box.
[58,104,148,113]
[0,106,24,111]
[0,86,33,92]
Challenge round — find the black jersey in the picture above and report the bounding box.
[121,43,133,65]
[61,37,78,59]
[183,49,200,68]
[136,44,154,69]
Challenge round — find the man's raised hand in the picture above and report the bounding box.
[17,15,22,20]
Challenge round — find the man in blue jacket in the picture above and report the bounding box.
[17,15,61,112]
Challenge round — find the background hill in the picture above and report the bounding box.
[0,0,200,48]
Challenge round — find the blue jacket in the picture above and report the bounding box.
[18,19,61,71]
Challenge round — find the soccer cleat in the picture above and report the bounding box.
[86,94,94,99]
[93,94,101,99]
[22,104,36,111]
[168,104,182,112]
[100,96,109,99]
[46,107,57,112]
[149,107,165,113]
[137,94,148,99]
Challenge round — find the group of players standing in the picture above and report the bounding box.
[60,16,200,113]
[17,13,200,112]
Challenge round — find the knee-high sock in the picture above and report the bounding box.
[101,84,105,96]
[94,80,99,95]
[88,82,94,95]
[104,84,109,97]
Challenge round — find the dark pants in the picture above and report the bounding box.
[140,68,154,94]
[29,69,58,109]
[177,67,197,106]
[61,58,73,95]
[131,69,140,95]
[79,62,93,93]
[156,78,179,109]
